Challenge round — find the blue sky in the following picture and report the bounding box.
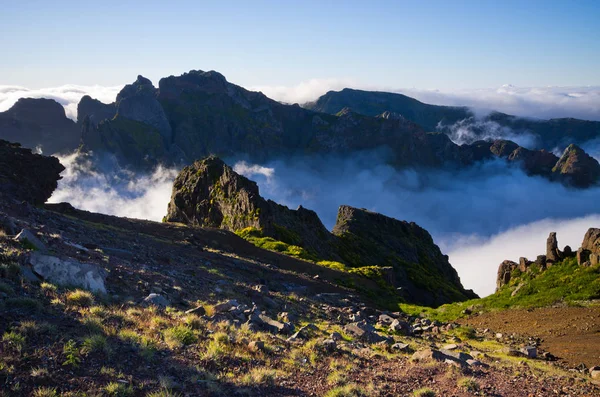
[1,0,599,89]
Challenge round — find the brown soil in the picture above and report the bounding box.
[460,306,600,368]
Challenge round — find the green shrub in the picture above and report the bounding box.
[82,334,110,355]
[163,325,196,348]
[2,331,26,351]
[33,388,58,397]
[62,339,81,368]
[104,381,134,396]
[65,289,95,307]
[413,388,436,397]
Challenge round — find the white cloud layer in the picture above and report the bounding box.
[48,152,178,220]
[2,80,600,123]
[0,84,123,120]
[252,80,600,122]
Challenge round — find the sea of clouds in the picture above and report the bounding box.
[4,80,599,297]
[47,150,600,297]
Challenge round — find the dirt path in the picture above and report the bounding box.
[459,305,600,368]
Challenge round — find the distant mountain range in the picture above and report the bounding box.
[305,88,600,150]
[1,70,599,187]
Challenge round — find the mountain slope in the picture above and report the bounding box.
[306,88,600,150]
[163,156,478,306]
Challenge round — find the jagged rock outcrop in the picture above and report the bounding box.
[165,155,477,306]
[332,205,478,305]
[546,232,563,266]
[0,98,80,154]
[164,156,334,258]
[578,228,600,266]
[496,260,518,290]
[552,144,600,187]
[0,140,65,205]
[77,95,116,126]
[497,230,598,290]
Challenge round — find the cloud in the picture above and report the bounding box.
[437,119,539,149]
[233,161,275,180]
[231,153,600,297]
[48,152,178,221]
[0,84,122,120]
[248,79,354,105]
[249,80,600,122]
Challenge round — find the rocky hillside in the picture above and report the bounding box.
[2,70,600,187]
[1,140,600,396]
[164,156,477,306]
[306,88,600,150]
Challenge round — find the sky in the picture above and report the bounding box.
[1,1,599,90]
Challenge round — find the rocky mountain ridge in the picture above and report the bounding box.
[164,156,477,306]
[2,70,600,187]
[306,87,600,150]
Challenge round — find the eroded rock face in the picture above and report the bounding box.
[0,140,65,205]
[164,156,334,258]
[552,144,600,187]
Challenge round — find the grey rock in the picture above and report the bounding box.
[411,348,447,362]
[29,252,107,293]
[142,293,170,308]
[256,313,294,334]
[378,314,395,325]
[330,332,343,341]
[185,306,206,315]
[521,346,537,359]
[290,324,319,340]
[391,343,410,352]
[344,321,386,343]
[443,343,458,350]
[441,349,473,362]
[214,299,239,313]
[15,229,46,252]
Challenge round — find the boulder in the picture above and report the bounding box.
[255,314,294,334]
[411,348,447,362]
[521,346,537,359]
[14,229,47,252]
[29,252,107,293]
[344,321,386,343]
[142,293,170,308]
[213,299,239,313]
[496,260,518,291]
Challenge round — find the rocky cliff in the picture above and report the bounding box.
[0,139,65,205]
[165,156,477,306]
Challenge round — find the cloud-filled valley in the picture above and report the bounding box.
[48,149,600,298]
[4,77,599,299]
